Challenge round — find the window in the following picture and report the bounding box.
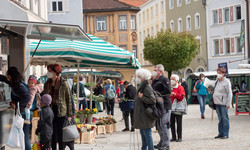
[225,38,230,54]
[161,1,164,12]
[156,4,158,16]
[96,16,106,31]
[195,13,200,29]
[177,0,182,6]
[162,23,164,30]
[133,45,137,58]
[151,27,154,36]
[52,0,63,12]
[186,0,190,4]
[213,10,218,24]
[147,28,150,36]
[151,7,153,18]
[235,6,241,20]
[214,40,219,55]
[147,9,149,20]
[186,16,191,31]
[224,8,229,23]
[131,15,136,30]
[169,0,173,9]
[119,45,127,50]
[178,18,182,32]
[119,15,127,30]
[236,37,242,53]
[156,25,159,32]
[170,21,174,31]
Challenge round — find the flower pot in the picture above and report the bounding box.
[79,114,85,123]
[105,124,113,133]
[87,114,93,124]
[96,125,106,135]
[112,123,117,132]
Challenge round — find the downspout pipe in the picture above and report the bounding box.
[246,0,250,63]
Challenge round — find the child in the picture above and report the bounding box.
[25,75,42,124]
[36,94,54,150]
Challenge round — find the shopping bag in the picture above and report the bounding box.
[171,97,188,115]
[7,102,25,150]
[62,119,79,142]
[32,141,41,150]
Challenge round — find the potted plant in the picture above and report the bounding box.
[84,108,98,124]
[95,117,106,135]
[76,109,86,123]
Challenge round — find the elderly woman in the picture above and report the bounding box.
[134,68,156,150]
[43,64,73,150]
[170,74,185,142]
[214,68,232,139]
[104,79,116,116]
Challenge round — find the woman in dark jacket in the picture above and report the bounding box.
[134,68,156,150]
[0,67,31,150]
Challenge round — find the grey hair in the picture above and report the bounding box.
[171,74,179,82]
[136,69,152,81]
[155,64,164,72]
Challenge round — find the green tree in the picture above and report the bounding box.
[143,29,199,78]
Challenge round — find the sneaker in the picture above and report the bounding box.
[24,120,31,124]
[201,115,205,119]
[122,128,129,132]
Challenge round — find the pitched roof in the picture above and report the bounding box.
[83,0,140,13]
[119,0,148,7]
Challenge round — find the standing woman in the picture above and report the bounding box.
[170,74,185,142]
[104,79,116,116]
[43,64,73,150]
[0,67,31,150]
[195,73,208,119]
[214,68,232,139]
[134,69,156,150]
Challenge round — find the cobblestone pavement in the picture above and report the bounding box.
[5,103,250,150]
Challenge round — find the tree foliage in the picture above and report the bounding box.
[143,29,199,78]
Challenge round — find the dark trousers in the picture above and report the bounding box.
[105,98,115,116]
[52,105,66,150]
[170,113,183,140]
[123,109,134,129]
[79,99,88,110]
[65,141,74,150]
[40,138,51,150]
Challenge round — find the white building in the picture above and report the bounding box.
[206,0,247,71]
[48,0,84,29]
[137,0,167,66]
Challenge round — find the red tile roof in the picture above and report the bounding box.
[119,0,148,7]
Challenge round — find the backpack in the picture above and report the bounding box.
[107,85,115,99]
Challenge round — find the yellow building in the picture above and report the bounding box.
[83,0,140,82]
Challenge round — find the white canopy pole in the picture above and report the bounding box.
[90,66,93,110]
[77,60,80,110]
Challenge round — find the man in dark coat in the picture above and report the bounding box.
[152,64,171,150]
[181,79,189,100]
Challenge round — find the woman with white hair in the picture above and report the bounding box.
[170,74,185,142]
[134,68,156,150]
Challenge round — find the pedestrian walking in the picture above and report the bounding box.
[104,79,116,116]
[195,73,208,119]
[43,64,73,150]
[214,67,232,139]
[122,81,136,132]
[152,64,171,150]
[73,75,87,110]
[36,94,54,150]
[134,68,156,150]
[170,74,185,142]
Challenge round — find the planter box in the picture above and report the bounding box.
[31,117,40,144]
[105,124,113,133]
[112,123,117,132]
[96,125,106,135]
[80,130,95,144]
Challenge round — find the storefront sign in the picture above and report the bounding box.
[235,93,250,115]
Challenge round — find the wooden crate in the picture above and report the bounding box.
[31,117,40,144]
[112,123,117,132]
[105,124,113,133]
[80,130,95,144]
[96,125,106,135]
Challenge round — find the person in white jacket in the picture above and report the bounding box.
[213,67,232,139]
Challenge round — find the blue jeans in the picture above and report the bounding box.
[156,110,171,147]
[140,128,154,150]
[197,95,207,115]
[22,114,31,150]
[79,98,88,110]
[216,105,229,137]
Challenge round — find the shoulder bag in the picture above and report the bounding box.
[62,119,79,142]
[172,96,188,115]
[208,80,218,110]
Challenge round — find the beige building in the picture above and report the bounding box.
[166,0,207,78]
[83,0,140,81]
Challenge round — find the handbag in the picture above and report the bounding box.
[193,82,198,93]
[172,97,188,115]
[62,119,79,142]
[7,102,25,150]
[119,100,134,111]
[209,80,218,110]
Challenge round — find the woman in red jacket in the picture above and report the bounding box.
[170,74,185,142]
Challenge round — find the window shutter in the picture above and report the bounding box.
[48,0,52,12]
[231,38,235,53]
[63,0,69,12]
[219,9,222,24]
[230,6,234,22]
[220,39,223,54]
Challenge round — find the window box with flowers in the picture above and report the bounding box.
[76,124,97,144]
[95,117,106,134]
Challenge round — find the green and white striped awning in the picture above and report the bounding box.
[30,34,141,69]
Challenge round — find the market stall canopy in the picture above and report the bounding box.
[61,69,122,78]
[189,69,250,78]
[0,19,92,41]
[30,34,141,69]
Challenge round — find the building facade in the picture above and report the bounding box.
[83,0,140,81]
[206,0,247,71]
[166,0,207,78]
